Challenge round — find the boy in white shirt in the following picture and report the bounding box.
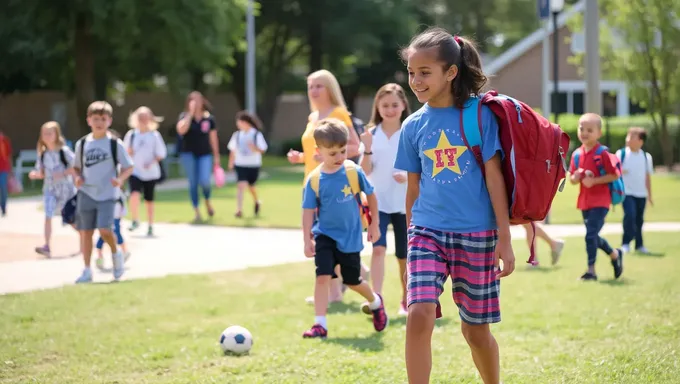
[616,127,653,254]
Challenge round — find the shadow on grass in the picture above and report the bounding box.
[372,315,453,328]
[599,278,634,286]
[327,301,360,314]
[633,251,666,258]
[324,330,386,352]
[516,265,560,274]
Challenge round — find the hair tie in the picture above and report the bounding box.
[454,35,463,46]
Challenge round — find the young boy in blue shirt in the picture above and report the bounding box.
[301,118,388,339]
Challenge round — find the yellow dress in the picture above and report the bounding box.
[300,107,354,178]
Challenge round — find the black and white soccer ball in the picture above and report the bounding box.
[219,325,253,355]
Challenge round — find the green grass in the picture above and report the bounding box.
[1,233,679,383]
[149,157,680,227]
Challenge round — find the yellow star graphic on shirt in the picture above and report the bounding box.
[341,184,352,197]
[422,131,468,178]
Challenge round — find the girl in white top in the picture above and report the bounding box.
[228,111,268,218]
[123,107,167,236]
[360,83,412,316]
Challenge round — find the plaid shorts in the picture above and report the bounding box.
[407,225,501,325]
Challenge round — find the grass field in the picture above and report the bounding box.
[1,233,679,383]
[148,157,680,228]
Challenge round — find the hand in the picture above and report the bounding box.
[28,170,42,180]
[74,176,84,188]
[228,161,235,171]
[110,177,122,187]
[495,238,515,279]
[213,157,221,168]
[648,196,654,207]
[287,149,302,164]
[304,240,315,258]
[360,130,373,149]
[392,171,407,184]
[52,172,65,181]
[367,223,381,243]
[582,177,595,188]
[248,142,258,152]
[188,100,197,115]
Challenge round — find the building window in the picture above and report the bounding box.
[602,92,618,117]
[629,100,647,115]
[573,92,584,115]
[550,92,568,115]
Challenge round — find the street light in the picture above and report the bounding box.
[551,0,564,125]
[246,0,256,114]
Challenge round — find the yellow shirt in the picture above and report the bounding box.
[301,107,353,178]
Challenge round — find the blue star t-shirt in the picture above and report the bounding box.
[394,103,503,233]
[302,165,374,253]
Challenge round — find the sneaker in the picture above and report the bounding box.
[112,251,125,280]
[551,239,565,266]
[95,257,105,270]
[305,296,315,305]
[75,268,93,284]
[580,272,598,281]
[621,244,631,254]
[234,211,242,219]
[254,201,261,217]
[398,301,409,316]
[123,251,132,263]
[302,324,328,339]
[35,245,51,258]
[612,249,623,279]
[147,226,153,237]
[128,221,139,231]
[371,293,388,332]
[636,246,650,255]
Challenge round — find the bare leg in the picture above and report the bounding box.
[370,246,387,294]
[248,185,259,203]
[98,228,117,254]
[398,258,408,304]
[44,217,52,248]
[314,275,331,317]
[347,281,376,302]
[129,191,141,222]
[236,182,246,213]
[406,303,437,383]
[461,323,500,384]
[80,230,95,267]
[146,201,154,226]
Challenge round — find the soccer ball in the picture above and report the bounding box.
[219,325,253,355]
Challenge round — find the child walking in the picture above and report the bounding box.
[616,127,653,254]
[360,83,412,316]
[95,188,130,269]
[124,106,167,236]
[301,118,388,339]
[523,222,565,267]
[73,101,134,283]
[227,111,268,218]
[394,28,515,384]
[28,122,79,257]
[568,113,623,281]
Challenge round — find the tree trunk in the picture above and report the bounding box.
[74,12,95,137]
[258,70,284,139]
[308,18,323,72]
[229,51,246,110]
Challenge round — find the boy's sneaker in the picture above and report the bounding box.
[128,221,139,231]
[75,268,93,284]
[580,272,598,281]
[371,293,388,332]
[551,239,565,266]
[35,245,51,258]
[95,257,105,270]
[254,201,261,216]
[636,246,650,255]
[124,251,132,263]
[398,301,409,316]
[112,251,125,280]
[612,249,623,279]
[621,244,631,253]
[147,226,153,237]
[302,324,328,339]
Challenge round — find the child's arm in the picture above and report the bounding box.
[646,153,653,205]
[405,172,420,227]
[484,154,515,278]
[302,209,315,258]
[228,151,235,170]
[365,192,380,242]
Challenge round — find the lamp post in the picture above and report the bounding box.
[551,0,564,124]
[246,0,256,114]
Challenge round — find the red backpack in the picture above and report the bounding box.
[461,90,570,264]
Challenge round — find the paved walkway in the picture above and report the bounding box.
[1,195,679,295]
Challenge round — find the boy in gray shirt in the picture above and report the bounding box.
[73,101,134,283]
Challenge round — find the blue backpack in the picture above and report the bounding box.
[572,145,625,206]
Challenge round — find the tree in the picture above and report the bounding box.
[571,0,680,167]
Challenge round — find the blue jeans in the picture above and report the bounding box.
[96,218,123,249]
[582,208,614,266]
[179,153,213,208]
[622,196,646,249]
[0,171,8,214]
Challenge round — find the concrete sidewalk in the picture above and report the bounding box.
[2,197,679,295]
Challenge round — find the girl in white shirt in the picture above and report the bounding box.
[360,83,412,316]
[228,111,268,218]
[124,107,167,236]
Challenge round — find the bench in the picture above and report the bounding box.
[164,142,183,176]
[14,150,38,182]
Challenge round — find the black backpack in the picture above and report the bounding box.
[129,131,167,183]
[348,113,365,164]
[40,148,69,169]
[77,135,119,176]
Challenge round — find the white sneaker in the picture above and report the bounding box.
[551,239,565,266]
[636,246,650,255]
[621,244,631,254]
[75,268,93,284]
[124,251,132,263]
[112,251,125,280]
[95,257,105,270]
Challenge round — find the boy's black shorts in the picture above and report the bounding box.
[314,234,362,286]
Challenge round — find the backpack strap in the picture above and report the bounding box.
[308,165,322,198]
[59,148,68,168]
[460,96,485,177]
[593,145,608,176]
[110,137,119,176]
[617,148,625,165]
[40,150,45,171]
[77,136,86,171]
[572,149,582,170]
[343,160,361,196]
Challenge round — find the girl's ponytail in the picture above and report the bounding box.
[451,35,488,108]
